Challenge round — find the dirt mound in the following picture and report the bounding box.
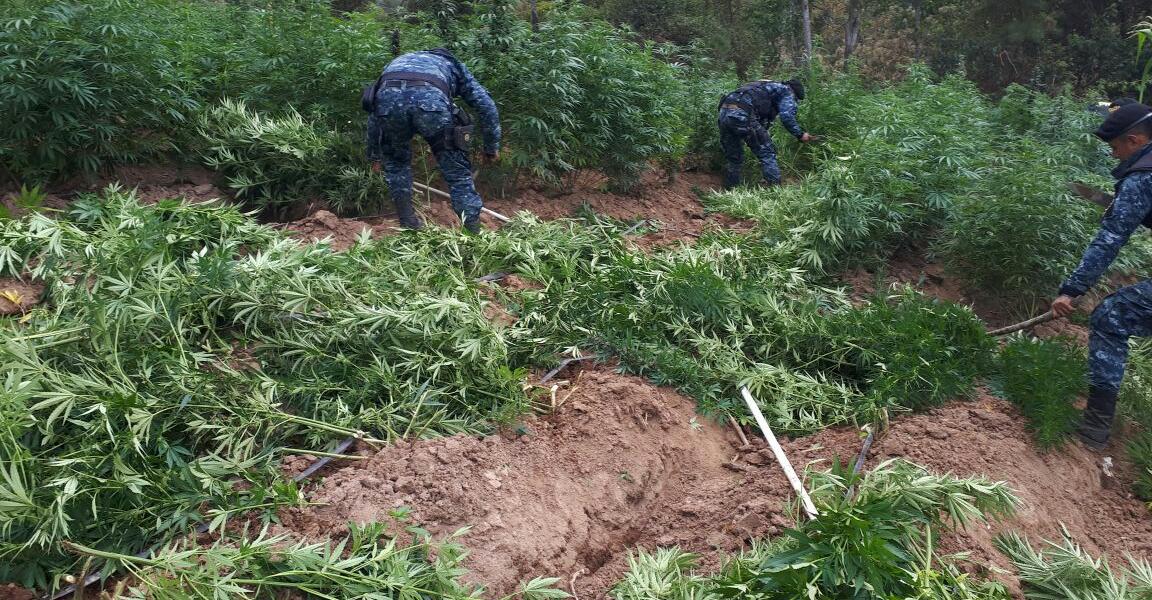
[276,367,1151,598]
[278,368,768,597]
[282,210,389,251]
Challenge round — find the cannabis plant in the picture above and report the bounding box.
[997,530,1152,600]
[609,460,1017,600]
[999,336,1085,449]
[70,522,567,600]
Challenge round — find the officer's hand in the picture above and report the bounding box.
[371,161,382,174]
[483,151,500,165]
[1051,294,1077,318]
[800,132,812,143]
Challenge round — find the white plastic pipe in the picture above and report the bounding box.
[739,386,819,520]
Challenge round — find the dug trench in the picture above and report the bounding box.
[277,366,1152,599]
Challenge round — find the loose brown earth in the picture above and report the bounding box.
[278,366,1152,599]
[282,170,746,250]
[0,278,43,316]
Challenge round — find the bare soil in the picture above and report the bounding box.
[0,278,44,316]
[282,169,739,249]
[277,366,1152,599]
[0,584,35,600]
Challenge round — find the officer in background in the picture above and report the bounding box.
[717,78,812,190]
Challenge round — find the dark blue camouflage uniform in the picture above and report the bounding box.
[717,81,804,188]
[1059,142,1152,394]
[366,50,500,228]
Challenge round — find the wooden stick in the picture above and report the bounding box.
[739,386,819,520]
[988,310,1056,337]
[728,415,750,447]
[412,181,511,222]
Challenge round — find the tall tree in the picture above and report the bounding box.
[844,0,862,60]
[800,0,813,64]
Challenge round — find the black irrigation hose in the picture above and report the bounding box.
[844,428,877,503]
[48,437,360,600]
[538,355,596,384]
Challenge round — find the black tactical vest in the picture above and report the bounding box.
[1109,143,1152,229]
[721,82,780,123]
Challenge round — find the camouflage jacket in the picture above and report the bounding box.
[723,81,804,138]
[372,50,501,154]
[1059,143,1152,297]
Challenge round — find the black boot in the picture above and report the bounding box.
[1076,386,1118,450]
[393,196,424,230]
[463,219,482,235]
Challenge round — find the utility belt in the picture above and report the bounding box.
[720,101,754,113]
[362,71,475,152]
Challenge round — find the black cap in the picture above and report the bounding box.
[785,79,805,101]
[1094,103,1152,141]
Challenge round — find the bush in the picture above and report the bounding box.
[1,0,199,182]
[938,150,1100,304]
[196,99,382,217]
[830,290,996,413]
[999,336,1085,449]
[462,5,691,191]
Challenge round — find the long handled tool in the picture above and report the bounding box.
[739,386,819,520]
[412,180,512,223]
[988,310,1058,337]
[1067,181,1114,208]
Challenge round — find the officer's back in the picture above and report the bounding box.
[364,49,500,233]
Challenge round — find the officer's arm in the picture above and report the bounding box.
[1059,173,1152,297]
[455,62,501,155]
[366,113,385,161]
[777,92,804,138]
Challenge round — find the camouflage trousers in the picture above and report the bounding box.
[1088,279,1152,393]
[718,107,781,189]
[371,86,482,226]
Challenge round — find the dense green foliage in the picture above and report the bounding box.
[0,190,528,586]
[704,70,1152,307]
[3,0,718,197]
[609,459,1017,600]
[999,336,1085,449]
[1121,341,1152,502]
[6,0,1152,596]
